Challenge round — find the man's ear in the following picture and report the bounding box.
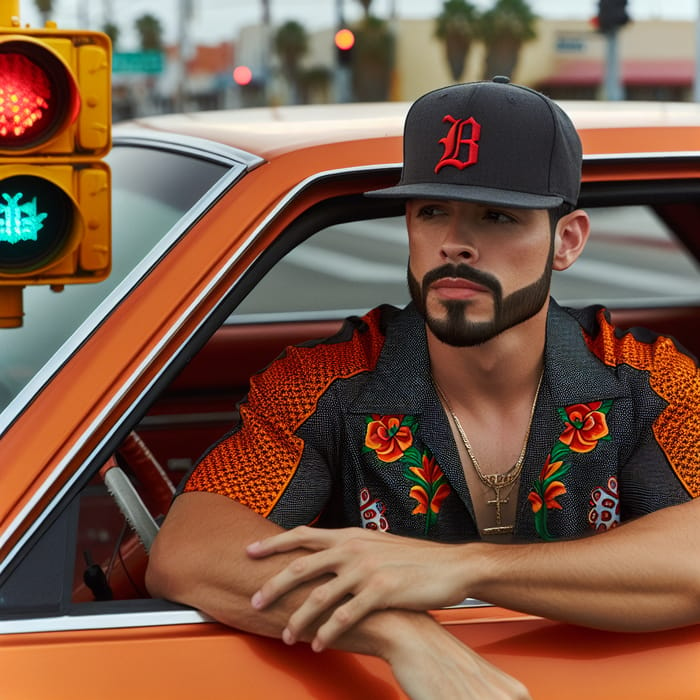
[552,209,590,272]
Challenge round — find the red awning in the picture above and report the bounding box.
[540,59,694,87]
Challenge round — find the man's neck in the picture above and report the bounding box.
[427,305,547,407]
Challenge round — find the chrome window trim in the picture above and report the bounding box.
[0,608,211,635]
[111,130,264,170]
[0,599,492,635]
[0,138,259,437]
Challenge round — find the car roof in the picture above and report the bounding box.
[114,100,700,161]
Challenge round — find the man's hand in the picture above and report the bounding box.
[247,525,470,650]
[374,611,532,700]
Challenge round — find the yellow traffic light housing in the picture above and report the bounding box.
[0,21,111,327]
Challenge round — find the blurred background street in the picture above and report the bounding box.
[16,1,700,119]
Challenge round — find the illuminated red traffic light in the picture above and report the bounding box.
[0,38,80,152]
[233,65,253,86]
[334,28,355,51]
[0,53,51,140]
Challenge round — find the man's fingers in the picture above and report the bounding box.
[247,525,370,558]
[312,592,380,651]
[251,548,339,609]
[247,525,328,558]
[283,576,360,645]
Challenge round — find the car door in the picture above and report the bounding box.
[2,137,700,699]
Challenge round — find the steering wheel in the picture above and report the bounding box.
[100,431,176,552]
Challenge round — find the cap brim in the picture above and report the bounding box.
[364,182,564,209]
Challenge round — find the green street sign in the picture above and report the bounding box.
[112,52,164,74]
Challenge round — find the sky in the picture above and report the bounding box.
[14,0,700,49]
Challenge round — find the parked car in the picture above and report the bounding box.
[1,100,700,699]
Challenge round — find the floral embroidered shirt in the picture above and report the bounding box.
[183,301,700,542]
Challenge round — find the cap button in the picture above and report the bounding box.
[492,75,510,83]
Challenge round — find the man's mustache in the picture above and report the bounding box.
[422,264,501,296]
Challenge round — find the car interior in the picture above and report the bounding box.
[2,173,700,622]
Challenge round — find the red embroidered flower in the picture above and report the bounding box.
[559,402,610,453]
[528,480,567,513]
[404,452,451,533]
[364,414,414,462]
[408,454,451,515]
[528,457,569,515]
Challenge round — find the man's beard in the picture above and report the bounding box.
[408,246,553,347]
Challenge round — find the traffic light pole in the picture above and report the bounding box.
[603,28,624,101]
[695,0,700,102]
[334,0,352,103]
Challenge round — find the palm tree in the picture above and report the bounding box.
[352,15,395,102]
[435,0,479,82]
[135,14,164,52]
[102,22,120,49]
[299,66,333,104]
[34,0,52,26]
[274,20,309,104]
[478,0,537,80]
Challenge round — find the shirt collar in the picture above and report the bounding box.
[348,299,630,416]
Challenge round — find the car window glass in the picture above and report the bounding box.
[233,204,700,319]
[557,205,700,305]
[0,460,161,615]
[0,148,228,415]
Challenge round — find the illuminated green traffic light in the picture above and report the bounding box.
[0,175,73,272]
[0,191,47,243]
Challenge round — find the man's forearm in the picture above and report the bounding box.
[146,492,535,698]
[465,499,700,631]
[146,492,422,656]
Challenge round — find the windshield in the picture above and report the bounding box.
[0,145,228,417]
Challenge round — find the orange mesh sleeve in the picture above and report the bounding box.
[184,310,386,517]
[585,310,700,497]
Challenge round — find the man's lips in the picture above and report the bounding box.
[430,277,490,298]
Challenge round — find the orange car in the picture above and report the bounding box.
[1,100,700,699]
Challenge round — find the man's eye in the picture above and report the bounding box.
[417,205,445,218]
[484,210,516,224]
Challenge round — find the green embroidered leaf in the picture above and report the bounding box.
[599,399,614,414]
[424,509,437,534]
[534,507,554,541]
[403,446,423,467]
[556,407,570,423]
[550,441,570,462]
[402,467,427,487]
[402,415,419,432]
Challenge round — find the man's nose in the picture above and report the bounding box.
[439,222,479,264]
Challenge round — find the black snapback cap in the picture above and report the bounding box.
[366,77,582,209]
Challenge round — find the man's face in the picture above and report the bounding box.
[406,199,555,347]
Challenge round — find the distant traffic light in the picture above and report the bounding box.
[233,65,253,86]
[334,28,355,67]
[0,26,111,327]
[595,0,630,33]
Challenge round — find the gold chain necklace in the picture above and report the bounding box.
[434,370,543,536]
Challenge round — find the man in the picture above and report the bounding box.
[146,79,700,698]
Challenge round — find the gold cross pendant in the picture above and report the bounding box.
[487,485,509,525]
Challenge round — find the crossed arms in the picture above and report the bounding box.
[146,491,700,699]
